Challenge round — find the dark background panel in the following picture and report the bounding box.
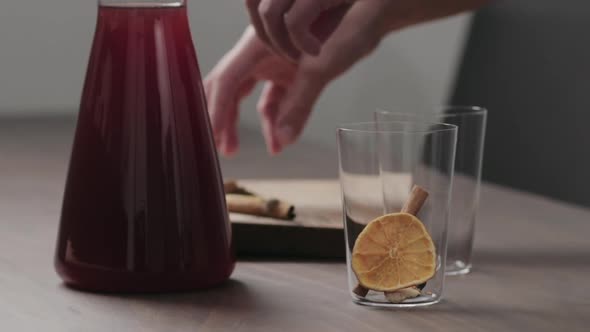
[451,0,590,207]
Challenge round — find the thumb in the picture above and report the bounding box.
[273,74,326,149]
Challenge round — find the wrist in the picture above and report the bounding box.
[373,0,426,38]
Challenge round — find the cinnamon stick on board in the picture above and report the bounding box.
[226,194,296,220]
[353,185,429,297]
[224,180,255,196]
[224,180,240,194]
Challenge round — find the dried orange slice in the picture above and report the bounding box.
[352,212,436,292]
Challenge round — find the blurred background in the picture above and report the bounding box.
[0,0,468,143]
[1,0,589,207]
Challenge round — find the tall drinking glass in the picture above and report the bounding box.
[338,121,457,307]
[375,106,487,275]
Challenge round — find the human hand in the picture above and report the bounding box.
[206,0,489,156]
[244,0,355,61]
[205,2,384,156]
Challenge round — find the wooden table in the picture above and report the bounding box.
[1,116,589,331]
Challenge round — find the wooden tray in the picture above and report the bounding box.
[230,180,345,259]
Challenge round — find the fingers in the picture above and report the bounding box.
[309,3,351,43]
[219,98,240,157]
[258,0,299,61]
[206,83,237,156]
[244,0,269,46]
[274,74,325,150]
[246,0,351,59]
[284,0,326,55]
[290,0,353,51]
[218,78,257,156]
[206,75,258,157]
[205,27,265,156]
[258,82,286,155]
[204,76,235,146]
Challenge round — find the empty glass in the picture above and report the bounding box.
[375,107,487,275]
[338,121,457,307]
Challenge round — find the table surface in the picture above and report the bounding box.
[1,116,589,331]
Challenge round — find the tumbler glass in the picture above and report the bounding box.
[375,106,487,275]
[338,121,457,307]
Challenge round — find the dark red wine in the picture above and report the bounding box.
[55,4,235,292]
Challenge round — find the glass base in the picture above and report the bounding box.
[445,260,472,276]
[352,294,441,308]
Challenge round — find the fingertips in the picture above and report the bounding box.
[275,123,297,148]
[220,99,241,157]
[204,77,223,151]
[274,76,325,148]
[205,75,244,156]
[220,130,239,157]
[207,82,231,138]
[261,115,282,155]
[258,83,286,155]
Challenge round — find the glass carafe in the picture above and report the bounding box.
[55,0,235,292]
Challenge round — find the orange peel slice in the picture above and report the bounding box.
[352,212,436,292]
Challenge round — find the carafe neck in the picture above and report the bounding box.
[99,0,185,7]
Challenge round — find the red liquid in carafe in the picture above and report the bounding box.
[55,4,235,292]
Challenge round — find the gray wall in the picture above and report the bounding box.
[451,0,590,207]
[0,1,471,147]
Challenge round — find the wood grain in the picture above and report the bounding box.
[1,117,589,331]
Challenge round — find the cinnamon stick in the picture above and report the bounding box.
[401,186,429,216]
[224,180,240,194]
[226,194,296,220]
[353,185,429,298]
[224,180,255,196]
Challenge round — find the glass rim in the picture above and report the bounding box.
[437,105,487,117]
[337,121,458,135]
[99,1,185,8]
[377,105,487,118]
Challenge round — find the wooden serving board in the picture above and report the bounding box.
[230,180,346,259]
